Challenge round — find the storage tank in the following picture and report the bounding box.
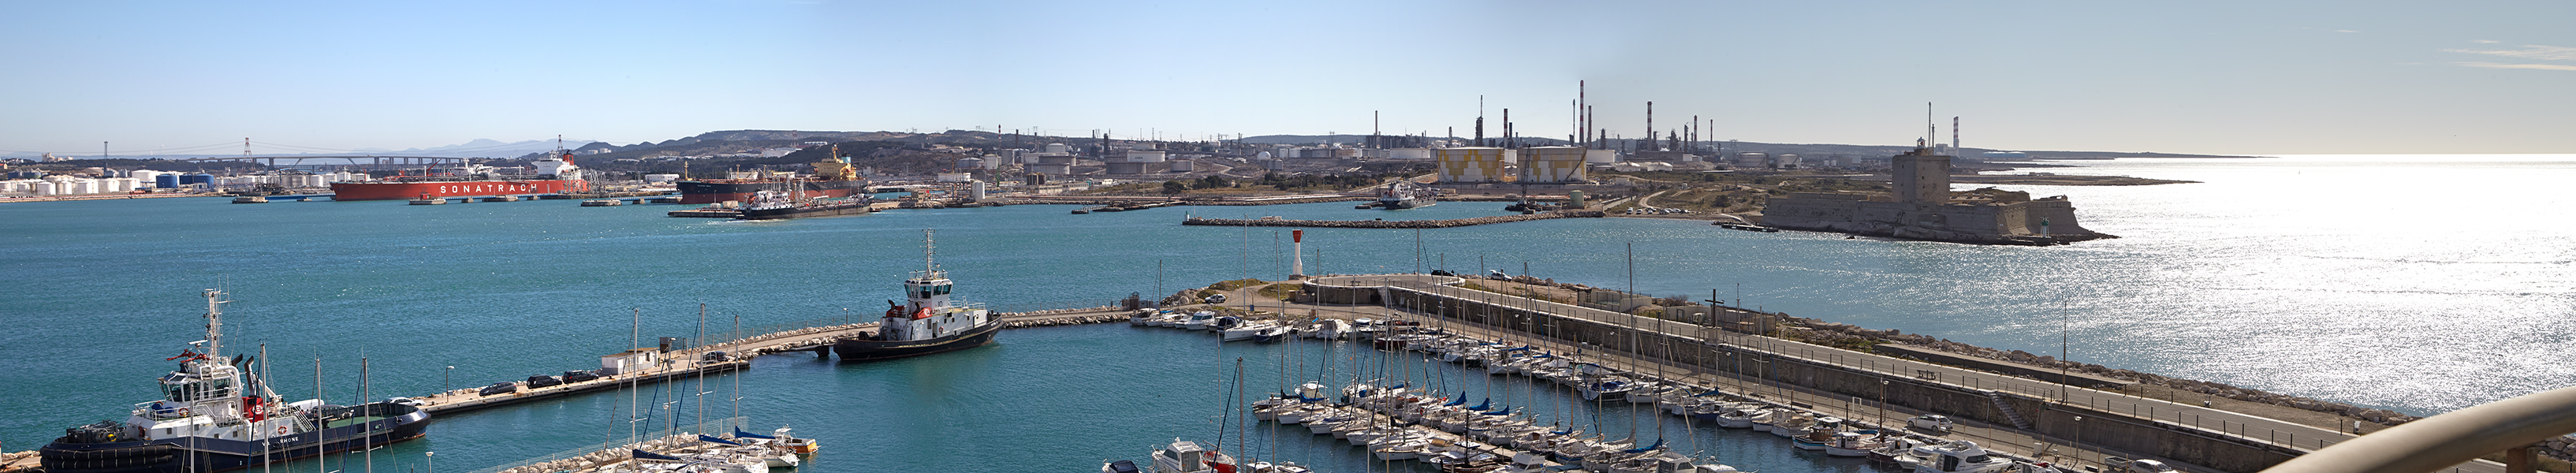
[156,174,180,188]
[1168,160,1194,173]
[32,181,56,195]
[970,180,987,200]
[187,174,214,185]
[1042,143,1072,154]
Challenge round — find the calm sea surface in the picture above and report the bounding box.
[2,154,2568,471]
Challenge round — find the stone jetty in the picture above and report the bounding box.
[1180,210,1605,229]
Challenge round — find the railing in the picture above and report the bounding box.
[2258,386,2576,473]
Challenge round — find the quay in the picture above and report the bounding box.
[1180,274,2507,473]
[403,307,1134,415]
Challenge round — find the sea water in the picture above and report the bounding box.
[2,154,2569,471]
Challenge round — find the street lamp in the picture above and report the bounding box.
[425,451,433,473]
[2072,416,2086,469]
[443,366,454,393]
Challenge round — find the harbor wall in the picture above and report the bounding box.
[1310,282,2298,472]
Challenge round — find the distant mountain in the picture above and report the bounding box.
[355,138,598,158]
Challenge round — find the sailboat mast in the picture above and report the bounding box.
[732,311,743,430]
[695,304,709,432]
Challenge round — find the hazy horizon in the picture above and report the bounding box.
[3,0,2569,156]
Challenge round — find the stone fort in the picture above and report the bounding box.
[1759,146,2111,245]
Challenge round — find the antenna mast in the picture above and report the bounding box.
[923,229,939,277]
[1925,102,1935,150]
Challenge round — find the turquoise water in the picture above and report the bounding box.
[3,155,2570,471]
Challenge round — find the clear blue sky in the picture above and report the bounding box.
[3,0,2569,155]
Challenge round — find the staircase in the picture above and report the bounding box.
[1987,390,2034,430]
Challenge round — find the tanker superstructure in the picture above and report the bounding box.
[832,229,1001,362]
[677,147,870,204]
[327,151,590,200]
[39,290,431,473]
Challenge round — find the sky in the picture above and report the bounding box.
[2,0,2570,156]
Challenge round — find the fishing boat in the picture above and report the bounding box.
[831,229,1002,361]
[38,290,432,473]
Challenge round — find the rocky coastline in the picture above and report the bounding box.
[1180,210,1605,229]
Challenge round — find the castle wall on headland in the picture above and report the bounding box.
[1758,147,2109,245]
[1762,192,2106,245]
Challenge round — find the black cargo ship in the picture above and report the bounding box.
[677,179,871,204]
[833,229,1002,362]
[41,290,431,473]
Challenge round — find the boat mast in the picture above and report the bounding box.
[923,229,940,279]
[203,289,225,360]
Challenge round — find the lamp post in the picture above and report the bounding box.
[425,451,433,473]
[2072,416,2086,468]
[443,366,453,393]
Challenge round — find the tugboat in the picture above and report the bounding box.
[1362,179,1437,210]
[831,229,1002,361]
[39,290,431,473]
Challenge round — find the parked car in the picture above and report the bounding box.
[525,374,564,389]
[478,382,519,397]
[386,397,424,407]
[1202,293,1226,304]
[561,370,601,382]
[701,351,730,363]
[1907,415,1955,432]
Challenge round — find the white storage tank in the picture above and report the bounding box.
[1042,143,1072,154]
[33,181,56,195]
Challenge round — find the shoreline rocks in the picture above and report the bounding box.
[1181,210,1605,229]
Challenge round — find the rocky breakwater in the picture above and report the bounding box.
[1180,210,1605,229]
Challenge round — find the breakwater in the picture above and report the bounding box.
[1180,210,1605,229]
[1290,274,2505,473]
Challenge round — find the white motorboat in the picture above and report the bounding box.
[1150,438,1236,473]
[1221,320,1279,341]
[1909,440,2015,472]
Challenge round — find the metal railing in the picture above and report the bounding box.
[2261,386,2576,473]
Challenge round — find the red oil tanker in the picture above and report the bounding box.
[328,151,590,201]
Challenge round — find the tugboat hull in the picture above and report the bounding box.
[42,404,430,473]
[832,321,1001,362]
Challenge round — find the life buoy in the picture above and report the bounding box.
[276,425,289,435]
